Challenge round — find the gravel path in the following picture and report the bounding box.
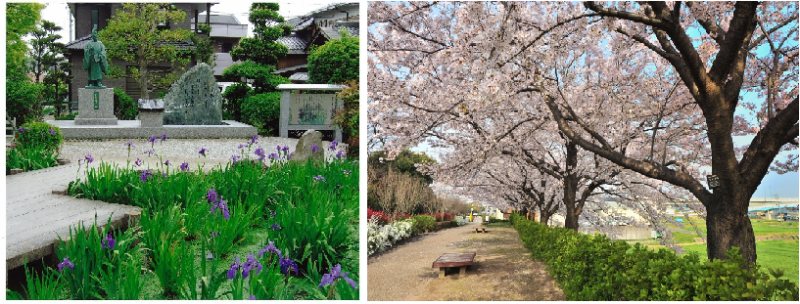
[58,137,344,170]
[368,222,564,301]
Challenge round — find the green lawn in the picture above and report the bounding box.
[667,219,798,239]
[681,240,799,285]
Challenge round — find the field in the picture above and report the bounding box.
[627,217,799,285]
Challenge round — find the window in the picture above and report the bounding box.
[222,42,233,53]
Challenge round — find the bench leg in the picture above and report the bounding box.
[439,268,446,278]
[459,266,467,278]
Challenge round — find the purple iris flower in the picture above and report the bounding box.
[211,199,230,219]
[162,172,167,178]
[249,135,258,145]
[242,253,262,279]
[311,144,319,152]
[49,128,57,136]
[279,256,299,276]
[144,149,155,156]
[207,188,218,204]
[282,146,290,153]
[148,135,157,144]
[230,154,242,163]
[238,143,246,150]
[17,127,25,133]
[268,152,278,160]
[254,147,265,161]
[329,140,338,151]
[313,175,327,183]
[164,160,171,166]
[318,264,358,289]
[227,257,241,280]
[84,154,94,164]
[140,170,153,182]
[58,257,74,272]
[342,170,351,175]
[258,241,281,258]
[287,154,292,160]
[199,148,207,156]
[210,231,219,238]
[101,233,116,249]
[135,158,143,167]
[270,223,281,231]
[336,150,345,159]
[249,295,256,300]
[180,161,189,171]
[270,211,277,218]
[124,141,135,149]
[161,134,167,142]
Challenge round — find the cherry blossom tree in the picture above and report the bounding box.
[369,1,798,265]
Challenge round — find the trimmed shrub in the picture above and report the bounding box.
[7,80,45,126]
[509,213,799,301]
[15,121,63,152]
[411,215,436,235]
[113,88,138,120]
[241,92,280,136]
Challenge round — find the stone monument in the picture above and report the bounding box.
[162,63,223,125]
[74,25,118,125]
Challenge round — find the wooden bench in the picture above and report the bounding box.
[432,252,476,278]
[474,227,488,233]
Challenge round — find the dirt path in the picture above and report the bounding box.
[368,223,564,301]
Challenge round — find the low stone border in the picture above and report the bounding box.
[47,120,257,139]
[7,158,71,176]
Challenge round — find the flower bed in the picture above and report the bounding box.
[367,210,462,256]
[510,213,798,301]
[6,122,63,174]
[8,136,359,300]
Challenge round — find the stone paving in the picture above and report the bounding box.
[5,163,140,270]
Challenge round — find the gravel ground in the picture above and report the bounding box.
[367,221,565,301]
[58,137,345,170]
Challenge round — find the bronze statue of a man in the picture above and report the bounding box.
[83,24,108,88]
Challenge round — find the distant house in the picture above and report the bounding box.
[190,12,248,79]
[274,2,359,83]
[64,3,214,102]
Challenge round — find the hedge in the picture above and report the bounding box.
[510,213,798,301]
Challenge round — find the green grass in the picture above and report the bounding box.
[681,240,799,285]
[666,219,798,242]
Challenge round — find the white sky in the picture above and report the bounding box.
[39,1,343,43]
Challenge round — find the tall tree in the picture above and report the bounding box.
[230,3,291,66]
[100,3,194,100]
[560,1,799,265]
[28,20,62,83]
[6,2,45,82]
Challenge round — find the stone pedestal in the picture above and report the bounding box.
[138,99,164,127]
[75,88,118,125]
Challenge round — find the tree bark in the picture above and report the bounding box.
[563,141,580,231]
[705,195,757,263]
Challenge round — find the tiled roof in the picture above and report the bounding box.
[273,64,308,75]
[277,34,309,54]
[288,72,309,81]
[191,13,241,25]
[65,35,194,51]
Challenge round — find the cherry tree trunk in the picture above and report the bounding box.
[563,141,580,231]
[540,210,554,226]
[704,183,758,264]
